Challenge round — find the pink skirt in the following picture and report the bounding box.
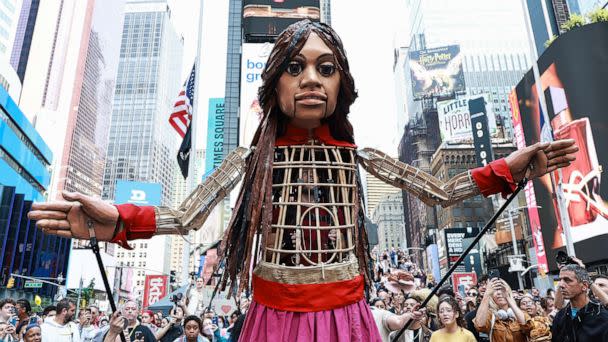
[238,298,382,342]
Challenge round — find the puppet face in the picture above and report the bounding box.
[276,33,340,129]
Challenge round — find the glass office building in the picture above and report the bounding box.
[0,85,68,298]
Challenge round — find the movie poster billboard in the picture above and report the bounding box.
[437,94,497,142]
[242,0,320,41]
[510,23,608,271]
[240,43,273,147]
[409,45,465,99]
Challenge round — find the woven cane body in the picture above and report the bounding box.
[254,141,361,284]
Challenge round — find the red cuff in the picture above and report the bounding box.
[471,158,517,198]
[110,204,157,249]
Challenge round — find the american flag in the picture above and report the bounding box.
[169,64,196,138]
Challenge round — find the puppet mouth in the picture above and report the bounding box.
[296,92,327,105]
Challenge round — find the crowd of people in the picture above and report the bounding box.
[2,251,608,341]
[368,247,608,341]
[0,279,250,342]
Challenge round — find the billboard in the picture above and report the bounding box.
[442,227,482,275]
[240,43,273,147]
[510,23,608,270]
[409,45,465,99]
[242,0,320,41]
[437,94,497,142]
[452,272,478,295]
[205,98,225,174]
[469,97,495,167]
[114,180,162,206]
[143,275,169,308]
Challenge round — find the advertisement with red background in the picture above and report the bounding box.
[510,23,608,271]
[143,275,168,309]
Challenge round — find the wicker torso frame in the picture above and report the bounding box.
[255,141,360,284]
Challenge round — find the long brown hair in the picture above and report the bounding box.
[437,295,465,328]
[218,20,360,296]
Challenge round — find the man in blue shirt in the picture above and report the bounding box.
[551,264,608,342]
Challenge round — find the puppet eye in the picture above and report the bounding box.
[318,63,336,77]
[286,62,303,76]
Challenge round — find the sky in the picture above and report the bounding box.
[168,0,408,155]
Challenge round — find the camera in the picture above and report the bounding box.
[556,251,577,266]
[170,292,183,303]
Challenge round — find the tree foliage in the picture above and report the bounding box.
[545,9,608,47]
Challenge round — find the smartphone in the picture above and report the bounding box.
[8,316,17,326]
[29,316,38,325]
[488,269,500,279]
[212,316,219,326]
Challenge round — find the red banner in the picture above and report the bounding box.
[452,272,477,295]
[143,275,168,309]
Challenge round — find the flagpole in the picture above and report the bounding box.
[181,0,205,286]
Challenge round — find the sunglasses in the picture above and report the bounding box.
[467,292,478,296]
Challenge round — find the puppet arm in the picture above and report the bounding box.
[357,147,513,207]
[154,146,251,234]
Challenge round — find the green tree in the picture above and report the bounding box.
[588,8,608,23]
[561,13,586,31]
[545,9,608,47]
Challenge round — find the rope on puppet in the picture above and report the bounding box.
[390,177,529,342]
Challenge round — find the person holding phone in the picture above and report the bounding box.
[473,278,531,342]
[103,300,155,342]
[155,305,184,342]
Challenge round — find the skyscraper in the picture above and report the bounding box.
[10,0,39,82]
[103,0,183,293]
[102,0,183,206]
[19,0,125,200]
[372,192,406,251]
[0,0,23,100]
[365,173,399,217]
[221,0,242,160]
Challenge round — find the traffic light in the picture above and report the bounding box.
[7,277,15,288]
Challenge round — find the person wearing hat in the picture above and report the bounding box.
[384,271,417,296]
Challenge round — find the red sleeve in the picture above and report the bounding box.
[110,204,157,249]
[471,158,517,198]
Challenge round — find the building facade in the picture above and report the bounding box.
[102,0,183,205]
[10,0,39,83]
[0,0,22,100]
[365,173,399,217]
[18,0,125,201]
[372,192,406,251]
[398,103,441,266]
[0,85,67,299]
[405,0,531,138]
[103,0,183,294]
[430,140,516,229]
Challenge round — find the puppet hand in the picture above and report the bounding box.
[505,139,577,183]
[28,191,118,241]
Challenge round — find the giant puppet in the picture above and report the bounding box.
[30,20,577,341]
